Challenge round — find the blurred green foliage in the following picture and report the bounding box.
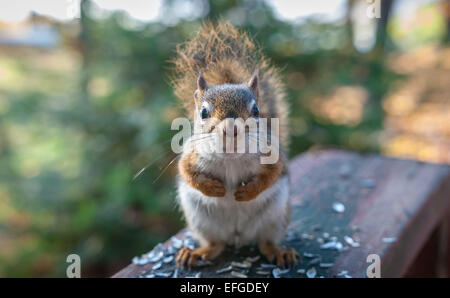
[0,0,446,277]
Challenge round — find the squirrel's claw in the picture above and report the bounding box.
[267,247,299,269]
[175,247,202,270]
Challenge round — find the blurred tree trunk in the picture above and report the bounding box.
[79,0,90,105]
[372,0,395,58]
[345,0,356,51]
[443,0,450,44]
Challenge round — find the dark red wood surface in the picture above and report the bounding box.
[113,150,450,278]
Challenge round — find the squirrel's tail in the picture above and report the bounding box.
[171,21,289,150]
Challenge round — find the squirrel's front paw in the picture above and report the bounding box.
[234,181,259,202]
[199,177,226,197]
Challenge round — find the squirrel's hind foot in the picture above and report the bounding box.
[175,242,225,270]
[258,241,299,269]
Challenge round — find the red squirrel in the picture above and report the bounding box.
[171,22,298,269]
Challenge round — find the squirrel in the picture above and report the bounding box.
[171,21,298,269]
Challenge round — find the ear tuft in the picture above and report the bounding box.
[248,70,259,97]
[197,71,208,92]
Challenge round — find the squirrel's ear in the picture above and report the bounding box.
[197,71,208,93]
[248,70,259,99]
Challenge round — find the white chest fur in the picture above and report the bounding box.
[177,153,289,247]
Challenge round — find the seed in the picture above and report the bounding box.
[319,263,334,268]
[337,270,348,276]
[155,271,172,277]
[303,252,316,258]
[260,263,276,269]
[332,202,345,213]
[152,262,162,270]
[301,233,314,240]
[308,257,321,267]
[171,236,183,249]
[246,256,261,263]
[231,261,251,269]
[216,265,233,274]
[382,237,396,243]
[272,267,289,278]
[306,267,317,278]
[231,271,247,278]
[163,256,174,263]
[172,269,179,278]
[344,236,360,248]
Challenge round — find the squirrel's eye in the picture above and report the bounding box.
[201,107,209,119]
[251,105,260,118]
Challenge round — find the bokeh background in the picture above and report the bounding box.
[0,0,449,277]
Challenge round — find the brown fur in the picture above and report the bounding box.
[170,21,290,152]
[178,150,226,197]
[234,158,283,201]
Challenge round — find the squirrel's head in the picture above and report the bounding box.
[193,71,260,132]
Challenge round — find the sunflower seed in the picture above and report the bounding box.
[332,202,345,213]
[144,245,164,263]
[145,273,155,278]
[246,256,261,263]
[260,263,276,269]
[194,272,202,278]
[319,263,334,268]
[171,236,183,249]
[152,262,162,270]
[303,252,316,258]
[172,269,179,278]
[320,240,344,252]
[272,267,290,278]
[166,246,177,255]
[256,270,270,275]
[297,269,305,274]
[382,237,396,243]
[306,267,317,278]
[344,236,360,248]
[308,257,321,266]
[132,256,149,266]
[184,239,195,250]
[301,233,314,240]
[216,265,233,274]
[163,256,174,263]
[231,271,247,278]
[231,261,251,269]
[155,271,173,277]
[337,270,348,276]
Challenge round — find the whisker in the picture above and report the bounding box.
[153,154,181,184]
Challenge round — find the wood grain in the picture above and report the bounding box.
[113,150,450,278]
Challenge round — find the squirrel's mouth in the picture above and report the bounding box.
[219,130,259,154]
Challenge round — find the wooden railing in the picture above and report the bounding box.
[113,150,450,278]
